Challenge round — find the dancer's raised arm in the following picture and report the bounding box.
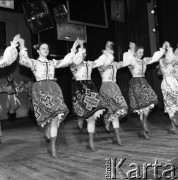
[56,39,82,68]
[93,41,114,69]
[144,42,167,65]
[122,42,136,67]
[18,36,69,158]
[0,34,19,68]
[19,38,34,68]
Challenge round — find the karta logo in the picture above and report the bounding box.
[105,158,177,179]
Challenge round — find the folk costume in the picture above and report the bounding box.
[19,48,69,127]
[20,79,36,121]
[95,42,128,146]
[159,47,178,134]
[123,45,165,139]
[0,34,19,142]
[18,38,70,158]
[58,43,107,151]
[2,75,22,123]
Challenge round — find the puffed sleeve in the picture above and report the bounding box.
[114,61,123,69]
[92,53,107,69]
[103,52,114,68]
[72,51,83,65]
[55,52,74,68]
[0,42,18,68]
[19,48,33,68]
[145,48,165,65]
[122,51,134,67]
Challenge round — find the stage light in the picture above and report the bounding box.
[152,23,159,33]
[150,3,157,15]
[151,10,155,14]
[152,28,156,32]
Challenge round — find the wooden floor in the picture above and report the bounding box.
[0,111,178,180]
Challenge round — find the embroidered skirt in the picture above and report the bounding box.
[32,80,69,126]
[161,76,178,119]
[72,80,107,120]
[99,81,128,122]
[129,77,158,113]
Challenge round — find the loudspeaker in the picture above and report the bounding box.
[22,0,55,34]
[56,21,87,42]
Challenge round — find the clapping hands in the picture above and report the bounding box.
[71,38,85,53]
[12,34,26,50]
[162,41,170,50]
[12,34,20,47]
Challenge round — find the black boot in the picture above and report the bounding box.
[7,112,13,123]
[169,121,178,134]
[113,128,123,146]
[44,124,50,142]
[88,133,96,151]
[143,115,149,133]
[12,113,17,122]
[139,118,150,140]
[78,118,84,131]
[139,126,150,140]
[105,121,110,132]
[46,137,51,154]
[139,130,150,140]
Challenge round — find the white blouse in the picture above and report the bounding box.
[159,48,178,78]
[159,59,175,78]
[19,48,74,81]
[58,50,96,81]
[70,61,94,80]
[94,50,122,82]
[98,63,118,82]
[123,49,165,77]
[0,42,18,68]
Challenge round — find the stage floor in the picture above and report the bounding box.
[0,110,177,180]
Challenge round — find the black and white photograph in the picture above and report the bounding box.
[0,0,178,179]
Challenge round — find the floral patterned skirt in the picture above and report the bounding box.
[72,80,107,120]
[129,77,158,113]
[161,76,178,119]
[99,81,128,122]
[32,80,69,126]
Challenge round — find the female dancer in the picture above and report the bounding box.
[94,41,128,146]
[2,74,22,123]
[158,42,178,134]
[18,37,70,158]
[122,42,166,139]
[20,78,35,120]
[58,39,107,151]
[0,34,20,143]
